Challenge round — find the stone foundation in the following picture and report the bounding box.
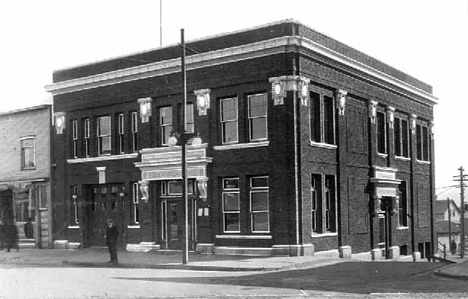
[126,242,160,252]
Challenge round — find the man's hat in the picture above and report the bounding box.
[107,218,114,223]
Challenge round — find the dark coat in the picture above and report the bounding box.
[4,224,18,246]
[24,221,34,239]
[105,225,118,245]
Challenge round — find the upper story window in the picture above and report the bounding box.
[250,176,269,233]
[394,116,409,158]
[310,91,335,145]
[72,120,78,158]
[160,107,172,146]
[118,113,125,154]
[21,137,35,170]
[376,111,387,154]
[416,124,430,162]
[222,177,240,233]
[131,111,138,153]
[97,116,111,156]
[84,118,91,157]
[220,97,238,144]
[186,104,194,134]
[248,94,268,141]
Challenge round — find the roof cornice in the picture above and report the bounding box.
[45,36,437,105]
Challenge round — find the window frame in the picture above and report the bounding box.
[376,111,387,155]
[416,123,430,162]
[398,181,409,228]
[97,116,112,156]
[309,90,336,145]
[72,119,78,158]
[220,97,239,144]
[132,182,140,225]
[71,185,79,225]
[248,93,268,141]
[311,173,337,235]
[160,106,173,146]
[20,136,36,170]
[394,116,410,158]
[222,177,240,233]
[84,118,91,157]
[118,113,125,154]
[250,176,269,233]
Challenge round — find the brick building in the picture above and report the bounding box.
[46,20,437,259]
[0,105,53,248]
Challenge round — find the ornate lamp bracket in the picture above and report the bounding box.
[369,100,378,124]
[336,89,348,116]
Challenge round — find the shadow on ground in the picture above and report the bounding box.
[115,262,468,295]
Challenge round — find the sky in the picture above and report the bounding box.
[0,0,467,204]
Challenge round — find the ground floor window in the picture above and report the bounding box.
[398,181,408,227]
[131,182,140,225]
[250,176,269,233]
[71,185,79,225]
[311,173,337,234]
[14,189,35,222]
[222,178,240,233]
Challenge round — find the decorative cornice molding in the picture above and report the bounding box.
[213,141,269,151]
[45,36,437,106]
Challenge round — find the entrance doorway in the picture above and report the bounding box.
[83,185,124,247]
[161,198,195,250]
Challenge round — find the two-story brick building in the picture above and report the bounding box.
[45,19,437,259]
[0,105,53,248]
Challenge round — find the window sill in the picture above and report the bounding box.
[309,142,337,149]
[127,225,140,229]
[68,225,79,229]
[215,234,272,239]
[21,167,36,171]
[396,156,411,161]
[397,226,409,230]
[377,153,388,158]
[214,141,269,151]
[67,153,139,164]
[312,232,338,238]
[416,160,431,164]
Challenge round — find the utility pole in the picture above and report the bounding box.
[453,167,466,258]
[447,197,452,245]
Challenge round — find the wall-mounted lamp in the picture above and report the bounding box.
[194,89,211,116]
[72,194,78,200]
[139,181,149,203]
[138,97,152,123]
[54,112,66,134]
[336,90,348,116]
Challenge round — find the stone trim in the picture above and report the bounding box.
[67,153,138,164]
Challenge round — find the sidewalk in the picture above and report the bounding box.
[0,247,345,272]
[434,252,468,280]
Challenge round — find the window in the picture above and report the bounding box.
[310,92,335,144]
[21,137,35,169]
[398,181,408,227]
[72,120,78,158]
[118,114,125,154]
[71,185,79,225]
[377,111,387,154]
[97,116,111,155]
[222,178,240,232]
[250,176,269,232]
[84,118,91,157]
[394,116,409,158]
[220,97,238,144]
[416,124,430,161]
[248,94,268,141]
[37,185,48,209]
[160,107,172,146]
[186,104,194,134]
[132,183,140,224]
[311,174,337,234]
[131,112,138,153]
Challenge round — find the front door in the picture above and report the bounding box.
[83,185,124,247]
[162,198,195,250]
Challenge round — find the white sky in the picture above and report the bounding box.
[0,0,467,203]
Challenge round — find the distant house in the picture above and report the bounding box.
[0,105,53,248]
[435,220,461,255]
[434,199,461,223]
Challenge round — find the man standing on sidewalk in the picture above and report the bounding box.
[105,219,118,264]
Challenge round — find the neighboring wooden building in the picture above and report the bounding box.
[0,105,53,248]
[46,20,437,259]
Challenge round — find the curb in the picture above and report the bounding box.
[62,260,274,272]
[433,263,468,281]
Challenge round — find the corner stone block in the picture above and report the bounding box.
[196,243,215,255]
[388,246,400,260]
[371,248,384,260]
[339,245,352,259]
[54,240,69,250]
[412,251,421,261]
